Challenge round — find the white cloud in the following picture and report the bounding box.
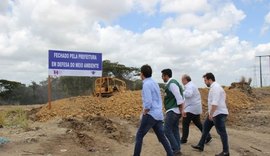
[74,0,133,21]
[160,0,209,13]
[134,0,159,15]
[0,0,9,14]
[255,43,270,55]
[163,2,246,32]
[0,0,266,87]
[90,24,255,86]
[261,12,270,35]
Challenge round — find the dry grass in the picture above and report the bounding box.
[0,108,29,130]
[0,111,6,125]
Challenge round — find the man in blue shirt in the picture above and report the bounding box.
[133,64,174,156]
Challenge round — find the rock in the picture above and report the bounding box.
[24,138,38,143]
[0,137,9,145]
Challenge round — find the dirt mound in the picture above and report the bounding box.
[36,89,256,124]
[59,116,134,143]
[228,77,253,95]
[69,131,96,152]
[27,106,42,121]
[36,91,142,122]
[199,88,253,123]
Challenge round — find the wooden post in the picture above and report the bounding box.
[48,75,52,109]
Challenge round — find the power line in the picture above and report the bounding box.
[256,55,270,87]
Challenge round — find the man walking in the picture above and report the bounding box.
[181,74,212,144]
[161,69,184,155]
[191,73,230,156]
[133,65,174,156]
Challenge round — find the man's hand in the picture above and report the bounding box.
[179,104,184,114]
[209,105,217,121]
[208,114,213,121]
[143,109,150,115]
[182,111,187,118]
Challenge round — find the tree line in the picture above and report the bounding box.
[0,60,142,105]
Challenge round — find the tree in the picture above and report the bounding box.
[59,77,96,96]
[102,60,140,80]
[0,79,26,104]
[102,60,141,90]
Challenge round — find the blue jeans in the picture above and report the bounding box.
[198,114,229,153]
[164,111,181,152]
[133,114,174,156]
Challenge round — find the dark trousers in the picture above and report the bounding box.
[198,114,229,153]
[164,111,181,152]
[182,112,204,142]
[133,114,174,156]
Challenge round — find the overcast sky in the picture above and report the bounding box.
[1,0,270,87]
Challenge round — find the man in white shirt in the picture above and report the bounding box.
[191,73,230,156]
[181,74,212,144]
[161,69,184,155]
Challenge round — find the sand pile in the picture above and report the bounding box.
[36,91,142,121]
[36,88,253,122]
[199,88,252,122]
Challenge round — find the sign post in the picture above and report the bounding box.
[48,75,51,109]
[48,50,102,109]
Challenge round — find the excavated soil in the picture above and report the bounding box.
[36,88,254,125]
[58,116,134,143]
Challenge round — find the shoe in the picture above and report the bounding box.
[205,136,212,144]
[215,152,230,156]
[173,150,182,156]
[181,140,187,144]
[191,145,203,151]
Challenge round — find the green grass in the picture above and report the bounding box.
[1,108,29,130]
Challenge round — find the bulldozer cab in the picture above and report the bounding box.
[93,77,126,97]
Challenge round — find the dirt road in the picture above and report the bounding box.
[1,117,270,156]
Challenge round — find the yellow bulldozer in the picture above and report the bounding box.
[93,77,126,97]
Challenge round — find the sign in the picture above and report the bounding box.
[48,50,102,77]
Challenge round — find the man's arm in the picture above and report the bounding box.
[182,85,193,117]
[209,105,217,120]
[183,85,193,98]
[181,103,186,117]
[142,83,152,115]
[170,83,184,112]
[209,86,220,120]
[179,104,184,116]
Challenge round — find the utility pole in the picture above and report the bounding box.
[253,65,257,87]
[256,55,270,87]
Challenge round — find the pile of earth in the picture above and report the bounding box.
[36,88,254,124]
[36,91,142,122]
[55,116,134,153]
[58,116,134,143]
[200,88,254,123]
